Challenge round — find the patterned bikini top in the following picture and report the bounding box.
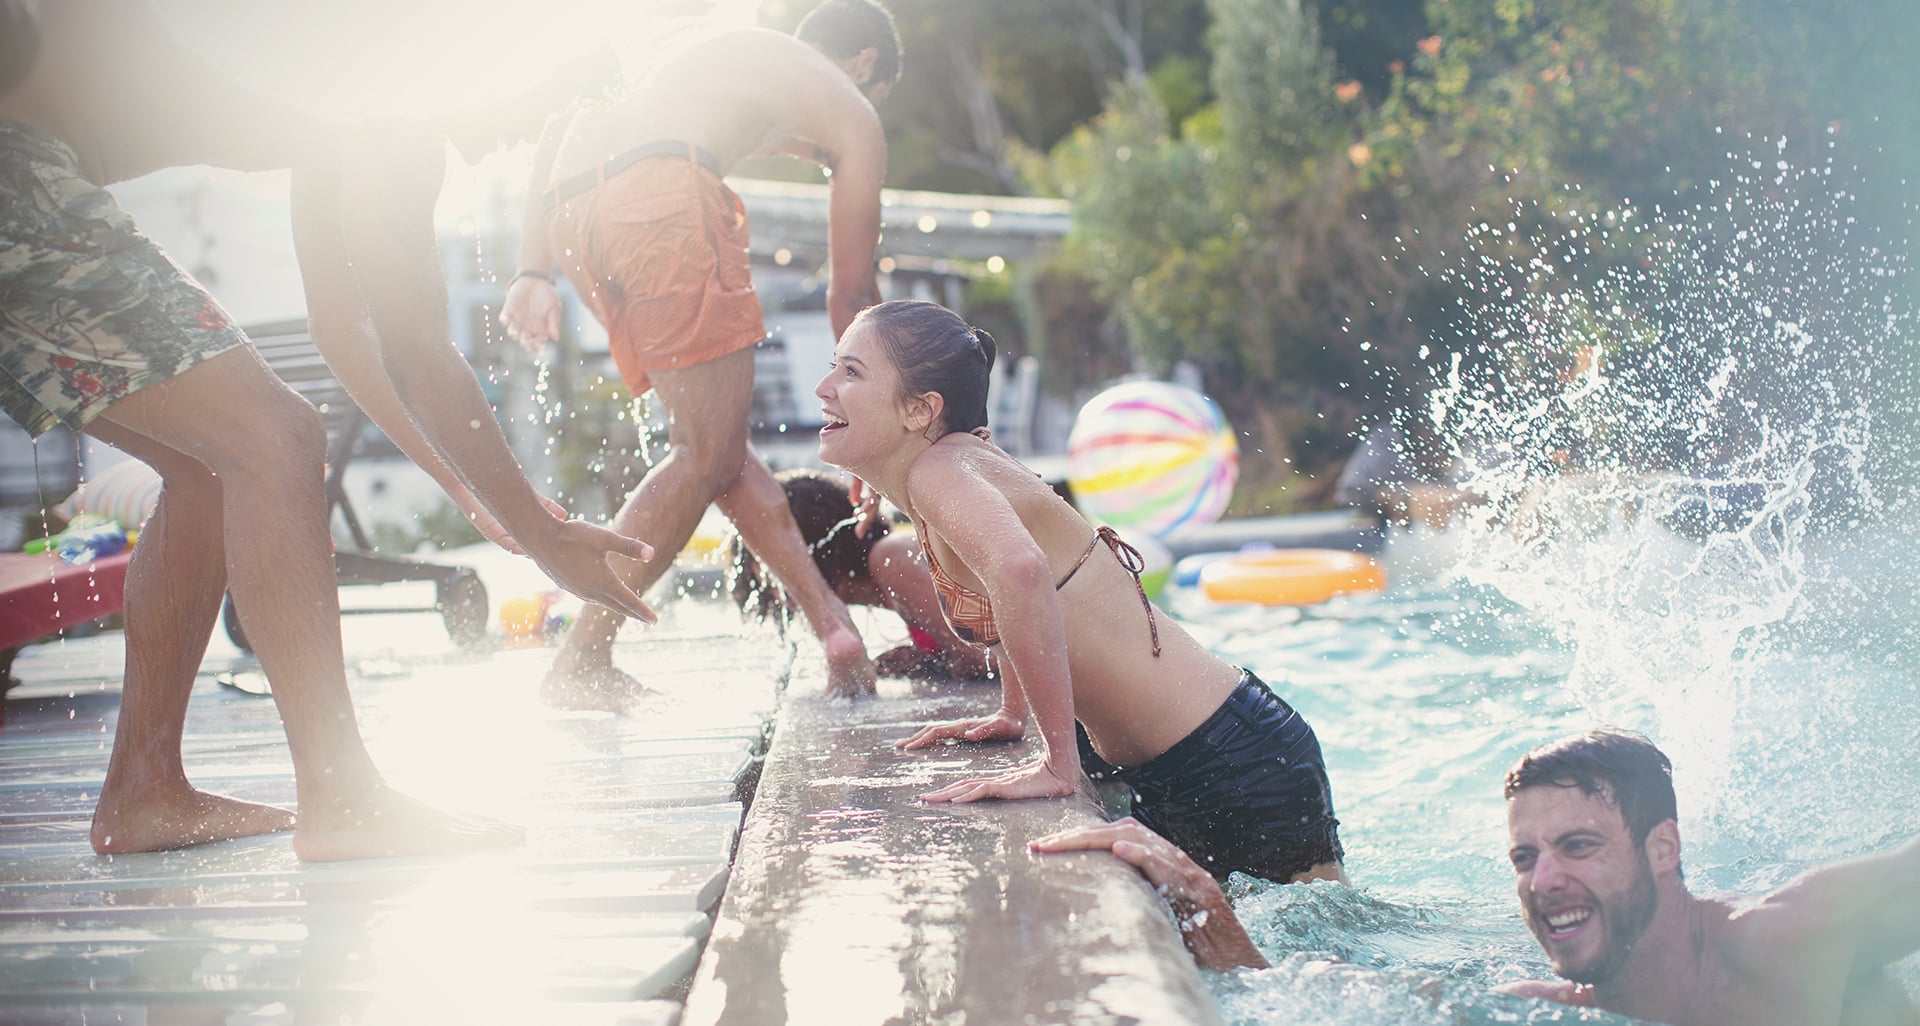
[920,524,1161,656]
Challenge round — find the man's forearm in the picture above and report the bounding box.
[326,132,550,532]
[290,167,485,513]
[823,163,884,336]
[515,118,565,276]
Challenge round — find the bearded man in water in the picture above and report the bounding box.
[1036,728,1919,1026]
[1496,729,1918,1025]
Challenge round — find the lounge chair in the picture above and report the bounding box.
[0,320,490,677]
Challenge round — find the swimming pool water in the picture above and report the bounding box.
[1166,522,1920,1025]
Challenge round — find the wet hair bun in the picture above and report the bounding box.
[865,299,995,437]
[971,326,999,376]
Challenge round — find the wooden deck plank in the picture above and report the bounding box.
[0,592,789,1025]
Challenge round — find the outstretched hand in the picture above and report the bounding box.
[520,515,658,624]
[895,710,1024,750]
[464,501,521,553]
[466,494,569,556]
[918,756,1075,803]
[1029,817,1269,970]
[501,276,563,352]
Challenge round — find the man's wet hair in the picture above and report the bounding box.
[1,0,42,95]
[795,0,902,88]
[1506,728,1679,846]
[728,469,889,626]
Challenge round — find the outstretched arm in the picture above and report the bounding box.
[908,455,1078,801]
[782,50,887,337]
[1854,837,1920,968]
[52,0,336,181]
[289,159,525,551]
[500,114,568,351]
[309,128,656,622]
[1031,818,1269,971]
[1772,835,1920,972]
[821,118,885,338]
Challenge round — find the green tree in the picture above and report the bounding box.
[1033,0,1917,508]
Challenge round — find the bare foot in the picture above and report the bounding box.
[292,783,526,862]
[540,661,652,712]
[91,783,295,855]
[823,626,877,697]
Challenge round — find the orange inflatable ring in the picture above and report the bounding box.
[1198,549,1387,606]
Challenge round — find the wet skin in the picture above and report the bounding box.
[1500,785,1920,1026]
[1506,785,1659,985]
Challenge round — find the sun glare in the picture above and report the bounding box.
[160,0,762,120]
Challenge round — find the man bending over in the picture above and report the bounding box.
[501,0,900,707]
[1,0,652,861]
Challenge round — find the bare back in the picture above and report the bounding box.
[547,29,868,186]
[540,26,886,336]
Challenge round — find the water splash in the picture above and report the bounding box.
[1198,145,1917,1026]
[1412,140,1915,821]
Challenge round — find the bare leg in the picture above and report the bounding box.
[714,454,875,695]
[544,347,761,709]
[542,461,711,711]
[546,346,874,705]
[97,348,521,861]
[83,424,295,853]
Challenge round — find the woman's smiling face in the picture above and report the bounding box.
[815,315,915,473]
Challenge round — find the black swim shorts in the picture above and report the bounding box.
[1112,670,1344,884]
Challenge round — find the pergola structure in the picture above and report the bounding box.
[731,178,1071,274]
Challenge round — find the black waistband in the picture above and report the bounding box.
[543,140,722,209]
[1116,670,1302,776]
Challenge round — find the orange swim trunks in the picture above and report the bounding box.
[545,149,766,396]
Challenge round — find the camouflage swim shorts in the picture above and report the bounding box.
[0,119,248,437]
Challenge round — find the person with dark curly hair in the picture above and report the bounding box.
[728,469,990,681]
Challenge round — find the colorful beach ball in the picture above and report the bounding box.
[1067,381,1238,538]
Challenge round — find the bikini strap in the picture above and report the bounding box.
[1057,525,1162,657]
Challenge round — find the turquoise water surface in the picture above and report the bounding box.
[1164,519,1920,1025]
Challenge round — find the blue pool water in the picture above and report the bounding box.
[1157,150,1920,1024]
[1165,519,1920,1025]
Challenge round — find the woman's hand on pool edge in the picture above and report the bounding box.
[918,757,1076,803]
[1029,818,1270,971]
[894,710,1025,750]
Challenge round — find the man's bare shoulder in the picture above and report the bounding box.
[1494,978,1592,1005]
[1719,878,1854,977]
[1740,865,1870,933]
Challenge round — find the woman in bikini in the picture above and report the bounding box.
[815,299,1346,885]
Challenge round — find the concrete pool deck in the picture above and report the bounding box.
[685,680,1219,1026]
[0,552,1218,1025]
